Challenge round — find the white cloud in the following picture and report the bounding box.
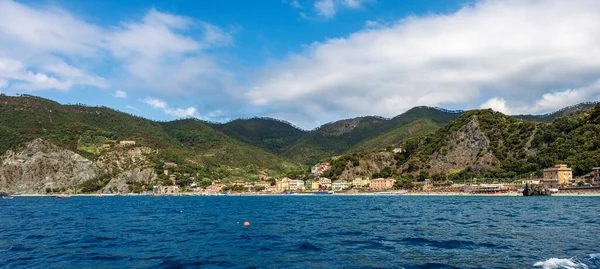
[315,0,336,18]
[249,0,600,128]
[283,0,302,9]
[112,90,127,98]
[479,97,511,114]
[481,79,600,115]
[125,105,139,111]
[0,1,235,97]
[141,97,168,109]
[0,79,8,89]
[141,97,200,118]
[342,0,363,8]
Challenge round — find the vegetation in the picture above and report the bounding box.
[1,95,598,191]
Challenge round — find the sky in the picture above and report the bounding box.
[0,0,599,129]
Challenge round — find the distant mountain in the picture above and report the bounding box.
[281,107,463,164]
[207,117,307,154]
[513,102,597,122]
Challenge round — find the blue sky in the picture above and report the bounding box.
[0,0,599,129]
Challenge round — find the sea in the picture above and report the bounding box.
[1,196,599,269]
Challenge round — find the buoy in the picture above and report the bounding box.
[243,221,250,227]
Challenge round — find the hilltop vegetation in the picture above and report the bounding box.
[208,117,307,154]
[324,103,600,182]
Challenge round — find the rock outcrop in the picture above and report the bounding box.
[427,118,500,174]
[102,168,156,194]
[0,139,98,193]
[0,139,157,194]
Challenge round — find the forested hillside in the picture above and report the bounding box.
[322,103,600,182]
[1,94,598,190]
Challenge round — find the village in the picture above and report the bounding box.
[151,161,600,196]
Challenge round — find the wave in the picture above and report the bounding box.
[534,253,600,269]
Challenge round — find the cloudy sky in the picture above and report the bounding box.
[0,0,599,129]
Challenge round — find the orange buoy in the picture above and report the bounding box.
[243,221,250,227]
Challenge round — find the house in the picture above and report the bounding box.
[319,178,332,189]
[153,185,180,195]
[392,147,405,154]
[332,181,350,191]
[352,177,370,188]
[370,178,396,190]
[288,180,305,191]
[266,185,278,192]
[118,140,136,146]
[543,164,573,186]
[311,180,320,190]
[593,167,600,182]
[164,162,178,168]
[254,182,271,188]
[311,163,331,176]
[276,177,292,192]
[205,183,224,192]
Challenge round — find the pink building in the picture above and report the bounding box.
[369,178,396,190]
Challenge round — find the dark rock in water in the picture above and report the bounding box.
[522,183,551,196]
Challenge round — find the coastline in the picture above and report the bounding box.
[9,191,600,197]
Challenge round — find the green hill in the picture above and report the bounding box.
[0,95,292,180]
[321,102,600,182]
[281,107,462,164]
[401,103,600,180]
[207,117,307,154]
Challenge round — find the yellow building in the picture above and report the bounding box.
[311,180,320,190]
[319,178,332,189]
[276,177,291,192]
[543,164,573,186]
[352,177,370,188]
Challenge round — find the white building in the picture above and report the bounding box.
[288,180,305,191]
[332,181,350,191]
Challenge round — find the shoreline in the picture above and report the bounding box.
[8,191,600,197]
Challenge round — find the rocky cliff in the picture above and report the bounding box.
[0,139,98,193]
[427,117,500,174]
[0,139,156,194]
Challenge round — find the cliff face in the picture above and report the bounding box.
[0,139,98,193]
[0,139,156,194]
[427,118,500,174]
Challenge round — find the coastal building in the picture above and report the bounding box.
[276,177,292,192]
[593,167,600,183]
[319,178,332,189]
[370,178,396,191]
[543,164,573,186]
[205,183,224,193]
[266,185,278,192]
[254,182,271,189]
[311,163,331,176]
[288,180,305,191]
[311,180,320,190]
[352,177,370,188]
[332,181,350,191]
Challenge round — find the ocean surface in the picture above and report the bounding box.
[1,196,599,269]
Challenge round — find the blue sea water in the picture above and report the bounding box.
[1,196,599,269]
